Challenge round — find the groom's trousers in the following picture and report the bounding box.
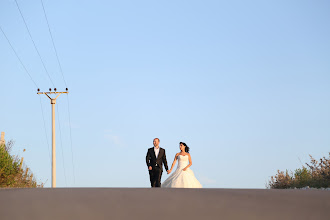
[149,167,162,187]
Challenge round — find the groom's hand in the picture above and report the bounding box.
[148,166,152,170]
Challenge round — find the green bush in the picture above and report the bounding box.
[268,153,330,189]
[0,140,43,188]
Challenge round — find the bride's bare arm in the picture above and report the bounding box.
[168,153,179,174]
[183,153,192,171]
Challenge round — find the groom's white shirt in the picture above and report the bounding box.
[154,146,160,158]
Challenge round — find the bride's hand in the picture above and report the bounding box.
[182,168,187,171]
[167,170,171,174]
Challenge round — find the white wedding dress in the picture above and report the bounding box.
[162,155,202,188]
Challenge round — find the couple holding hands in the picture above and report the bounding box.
[146,138,202,188]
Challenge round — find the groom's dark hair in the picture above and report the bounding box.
[154,138,160,142]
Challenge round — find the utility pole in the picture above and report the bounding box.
[38,88,68,188]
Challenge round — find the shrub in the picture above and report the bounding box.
[268,153,330,189]
[0,140,43,188]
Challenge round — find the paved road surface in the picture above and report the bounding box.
[1,188,329,220]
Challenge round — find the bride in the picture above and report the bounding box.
[162,142,202,188]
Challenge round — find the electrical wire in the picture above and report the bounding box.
[0,26,38,88]
[56,104,68,187]
[66,94,76,185]
[14,0,55,87]
[39,96,51,161]
[40,0,67,88]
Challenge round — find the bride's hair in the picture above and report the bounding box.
[180,142,189,153]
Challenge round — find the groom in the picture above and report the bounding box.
[146,138,169,187]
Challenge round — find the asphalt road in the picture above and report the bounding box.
[1,188,329,220]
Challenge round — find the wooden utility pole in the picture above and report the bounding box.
[38,88,68,188]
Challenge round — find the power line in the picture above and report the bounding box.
[39,96,51,161]
[0,26,38,88]
[14,0,55,87]
[56,104,68,187]
[40,0,67,88]
[66,94,76,185]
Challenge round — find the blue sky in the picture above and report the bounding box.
[0,0,329,188]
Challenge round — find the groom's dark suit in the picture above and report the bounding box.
[146,147,168,187]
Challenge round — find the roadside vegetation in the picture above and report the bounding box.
[268,152,330,189]
[0,140,43,188]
